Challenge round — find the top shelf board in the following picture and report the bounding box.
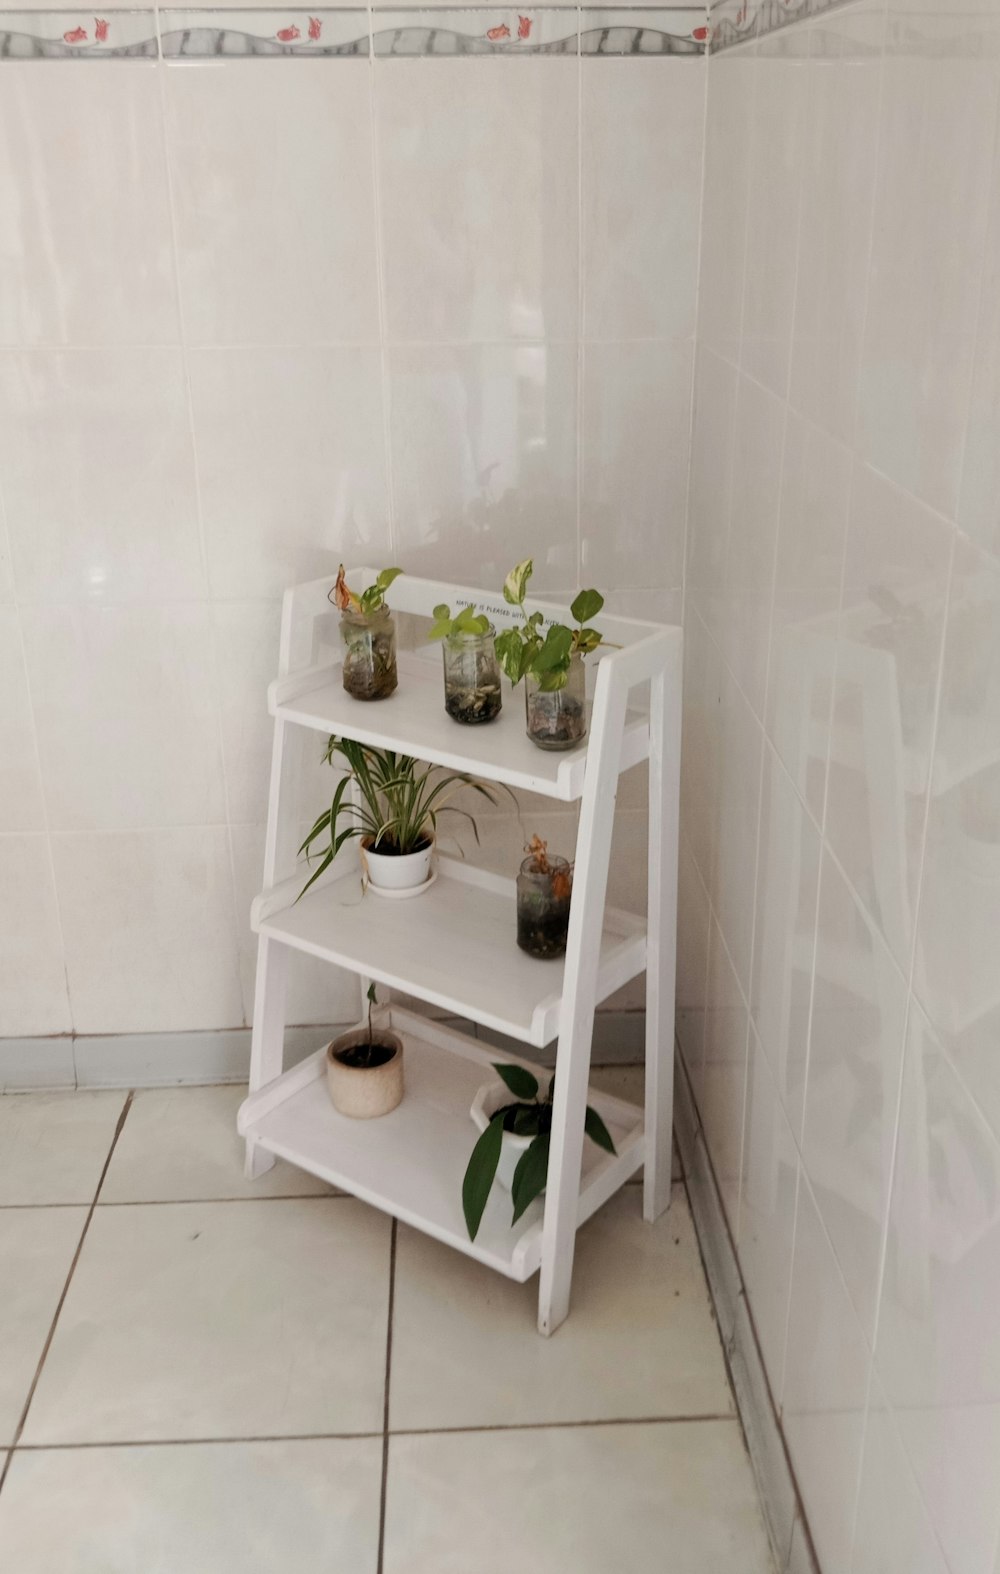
[271,653,652,802]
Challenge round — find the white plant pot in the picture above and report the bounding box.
[326,1028,404,1119]
[361,835,434,894]
[471,1080,535,1193]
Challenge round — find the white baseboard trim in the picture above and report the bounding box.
[0,1009,648,1093]
[673,1047,821,1574]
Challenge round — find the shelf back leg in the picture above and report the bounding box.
[643,649,681,1222]
[537,665,629,1337]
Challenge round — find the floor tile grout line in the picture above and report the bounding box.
[0,1171,667,1209]
[8,1412,740,1455]
[0,1192,350,1210]
[0,1090,135,1499]
[376,1217,398,1574]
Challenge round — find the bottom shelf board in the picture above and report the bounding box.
[238,1012,644,1283]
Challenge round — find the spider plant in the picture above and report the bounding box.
[297,736,506,899]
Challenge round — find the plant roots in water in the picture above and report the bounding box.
[445,684,502,725]
[342,633,398,702]
[526,693,585,751]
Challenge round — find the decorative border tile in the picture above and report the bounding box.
[160,7,368,53]
[0,0,708,54]
[581,7,705,54]
[372,7,578,54]
[708,0,855,52]
[0,7,156,55]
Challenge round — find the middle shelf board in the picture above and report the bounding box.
[253,857,648,1048]
[270,652,652,803]
[238,1011,645,1283]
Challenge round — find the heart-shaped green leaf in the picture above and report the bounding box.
[511,1131,550,1224]
[532,625,573,672]
[462,1112,505,1241]
[503,559,533,607]
[493,1063,539,1101]
[570,588,604,624]
[584,1105,617,1155]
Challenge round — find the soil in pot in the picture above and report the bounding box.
[333,1039,398,1069]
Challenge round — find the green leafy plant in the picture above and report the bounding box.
[494,559,605,692]
[329,563,404,616]
[462,1063,616,1241]
[427,603,492,641]
[297,736,503,899]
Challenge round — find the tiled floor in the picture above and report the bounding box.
[0,1076,776,1573]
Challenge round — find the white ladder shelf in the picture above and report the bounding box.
[238,571,682,1336]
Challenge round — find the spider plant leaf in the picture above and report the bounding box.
[493,1063,539,1101]
[295,848,333,902]
[511,1131,550,1225]
[584,1105,617,1155]
[462,1112,505,1241]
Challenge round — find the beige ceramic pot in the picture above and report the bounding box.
[325,1028,404,1119]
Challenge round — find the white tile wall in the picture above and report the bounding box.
[374,59,580,343]
[0,67,178,345]
[0,350,204,604]
[0,46,705,1046]
[163,62,382,347]
[686,1,1000,1569]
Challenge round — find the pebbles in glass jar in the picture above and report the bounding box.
[443,625,502,725]
[524,652,586,752]
[516,838,572,959]
[340,605,398,702]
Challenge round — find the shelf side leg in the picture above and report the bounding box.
[643,648,681,1222]
[244,710,296,1181]
[537,668,628,1338]
[244,934,289,1178]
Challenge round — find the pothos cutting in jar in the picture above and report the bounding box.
[330,564,404,702]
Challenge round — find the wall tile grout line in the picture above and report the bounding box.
[375,1215,397,1574]
[0,1090,135,1499]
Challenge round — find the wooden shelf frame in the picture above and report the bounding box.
[241,570,682,1336]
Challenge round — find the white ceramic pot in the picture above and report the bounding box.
[326,1028,404,1119]
[361,835,434,894]
[470,1081,535,1193]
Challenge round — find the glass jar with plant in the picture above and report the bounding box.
[428,602,503,725]
[298,736,506,898]
[462,1063,616,1241]
[331,564,403,702]
[326,984,404,1119]
[516,835,572,958]
[494,559,604,751]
